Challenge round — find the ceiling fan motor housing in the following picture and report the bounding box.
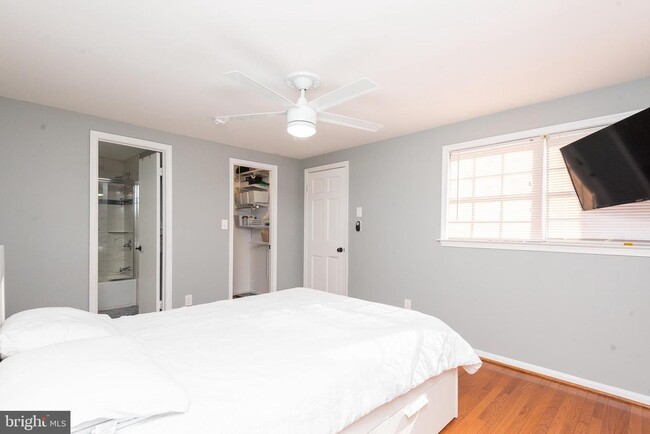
[287,105,317,127]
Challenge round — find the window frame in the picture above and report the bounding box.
[439,110,650,257]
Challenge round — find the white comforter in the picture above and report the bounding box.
[113,288,481,434]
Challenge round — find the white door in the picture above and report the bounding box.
[304,164,348,295]
[137,153,161,313]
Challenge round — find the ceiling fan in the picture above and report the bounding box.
[214,71,383,138]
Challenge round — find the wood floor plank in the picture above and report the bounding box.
[517,381,562,433]
[641,408,650,434]
[503,378,552,433]
[586,394,608,434]
[573,393,600,434]
[531,384,569,433]
[479,375,544,433]
[441,361,650,434]
[627,405,642,434]
[475,376,521,430]
[601,398,631,434]
[545,384,577,432]
[551,388,588,433]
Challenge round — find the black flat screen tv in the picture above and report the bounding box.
[560,107,650,211]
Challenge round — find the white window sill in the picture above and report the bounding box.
[438,239,650,257]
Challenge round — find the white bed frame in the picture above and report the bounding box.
[341,368,458,434]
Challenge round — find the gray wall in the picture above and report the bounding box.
[303,77,650,395]
[0,97,304,315]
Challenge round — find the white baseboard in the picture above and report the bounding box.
[476,349,650,407]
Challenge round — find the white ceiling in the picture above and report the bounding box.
[1,1,649,159]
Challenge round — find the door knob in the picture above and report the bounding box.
[337,247,344,253]
[135,246,142,252]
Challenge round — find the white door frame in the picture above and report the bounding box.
[303,161,349,294]
[89,131,173,313]
[229,158,278,299]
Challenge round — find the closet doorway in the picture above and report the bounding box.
[89,131,173,316]
[229,159,277,299]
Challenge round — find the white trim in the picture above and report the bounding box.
[439,146,449,241]
[228,158,278,299]
[90,141,99,313]
[439,110,648,257]
[89,131,173,313]
[303,161,350,295]
[476,349,650,407]
[441,110,638,154]
[439,239,650,257]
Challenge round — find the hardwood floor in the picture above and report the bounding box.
[442,361,650,433]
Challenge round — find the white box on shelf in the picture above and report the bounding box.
[247,191,269,203]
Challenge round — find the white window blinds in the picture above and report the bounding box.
[546,127,650,243]
[447,136,544,241]
[445,125,650,245]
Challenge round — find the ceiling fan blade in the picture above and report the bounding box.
[309,78,377,112]
[319,112,383,132]
[225,71,296,110]
[213,111,285,125]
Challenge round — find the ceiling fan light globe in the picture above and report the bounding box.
[287,121,316,138]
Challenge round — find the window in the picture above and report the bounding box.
[440,112,650,256]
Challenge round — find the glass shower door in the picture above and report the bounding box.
[98,179,135,283]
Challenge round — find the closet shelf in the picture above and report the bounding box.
[236,202,268,209]
[250,241,270,246]
[239,184,269,192]
[236,168,267,178]
[234,225,268,230]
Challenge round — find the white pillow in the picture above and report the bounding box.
[0,307,119,358]
[0,335,189,429]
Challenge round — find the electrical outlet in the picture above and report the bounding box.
[185,294,192,306]
[404,298,412,309]
[221,219,228,230]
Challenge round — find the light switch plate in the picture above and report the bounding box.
[185,295,192,306]
[221,219,228,230]
[404,298,412,309]
[356,207,363,218]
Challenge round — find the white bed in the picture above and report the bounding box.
[0,284,480,433]
[108,288,481,434]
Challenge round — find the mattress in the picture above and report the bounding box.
[112,288,481,434]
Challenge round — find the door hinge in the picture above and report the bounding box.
[157,167,163,176]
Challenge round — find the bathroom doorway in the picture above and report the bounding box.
[89,132,172,317]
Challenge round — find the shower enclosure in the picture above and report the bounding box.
[98,177,139,313]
